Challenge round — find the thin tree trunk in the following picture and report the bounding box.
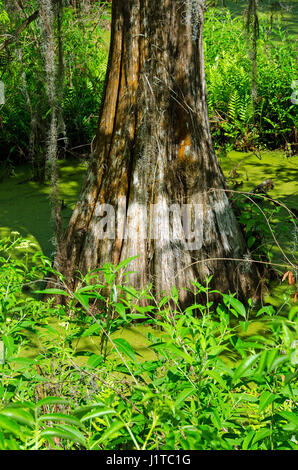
[246,0,259,119]
[54,0,258,305]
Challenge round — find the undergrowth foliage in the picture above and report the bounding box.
[204,9,298,153]
[0,1,109,166]
[0,235,297,450]
[0,4,297,169]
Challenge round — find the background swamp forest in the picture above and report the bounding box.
[0,0,297,451]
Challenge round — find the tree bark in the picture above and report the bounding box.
[54,0,258,305]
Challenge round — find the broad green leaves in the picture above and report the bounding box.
[0,236,297,450]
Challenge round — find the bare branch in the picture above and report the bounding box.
[0,9,39,52]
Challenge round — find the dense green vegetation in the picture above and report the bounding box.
[205,9,298,153]
[0,0,297,452]
[0,234,297,450]
[0,1,109,174]
[0,3,297,167]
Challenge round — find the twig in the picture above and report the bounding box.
[211,187,297,269]
[66,355,145,416]
[0,10,39,52]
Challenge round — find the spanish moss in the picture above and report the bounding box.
[39,0,62,251]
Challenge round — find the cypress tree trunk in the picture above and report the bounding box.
[55,0,258,305]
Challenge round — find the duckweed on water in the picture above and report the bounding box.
[0,150,297,450]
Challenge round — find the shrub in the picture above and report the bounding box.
[0,238,297,450]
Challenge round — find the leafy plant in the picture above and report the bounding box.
[204,9,298,152]
[0,238,297,450]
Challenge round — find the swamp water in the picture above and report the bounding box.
[0,151,297,361]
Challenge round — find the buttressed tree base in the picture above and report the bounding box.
[54,0,259,306]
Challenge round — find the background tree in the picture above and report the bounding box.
[246,0,259,119]
[53,0,259,305]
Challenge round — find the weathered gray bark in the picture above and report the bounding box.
[54,0,258,305]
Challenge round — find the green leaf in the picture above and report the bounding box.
[34,288,69,296]
[0,408,34,427]
[289,306,298,322]
[96,420,125,444]
[43,325,60,336]
[116,256,139,271]
[247,236,256,248]
[256,350,268,376]
[266,349,278,372]
[239,321,250,332]
[207,345,227,356]
[174,386,196,410]
[87,354,103,368]
[132,304,155,314]
[75,285,104,294]
[114,303,127,320]
[278,411,298,428]
[0,341,5,364]
[7,357,35,366]
[207,369,228,390]
[151,342,193,364]
[57,423,86,444]
[232,393,258,403]
[74,293,90,309]
[73,402,105,420]
[258,391,277,412]
[113,338,139,362]
[158,296,169,308]
[256,305,275,317]
[184,304,204,314]
[41,426,86,446]
[223,294,246,319]
[81,322,101,337]
[36,397,68,408]
[270,355,289,371]
[233,354,259,381]
[38,413,83,428]
[120,286,139,298]
[282,323,292,347]
[127,313,148,320]
[171,286,179,304]
[2,336,15,357]
[0,415,23,437]
[0,402,36,410]
[251,428,271,446]
[242,429,255,450]
[210,409,222,430]
[81,408,116,422]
